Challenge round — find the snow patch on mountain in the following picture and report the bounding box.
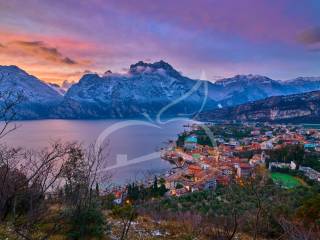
[47,83,66,96]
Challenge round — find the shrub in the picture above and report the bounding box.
[67,205,107,239]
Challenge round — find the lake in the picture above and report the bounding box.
[2,119,192,185]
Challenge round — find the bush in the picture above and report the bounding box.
[67,205,107,239]
[176,183,184,189]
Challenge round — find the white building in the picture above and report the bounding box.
[290,161,297,170]
[261,141,273,150]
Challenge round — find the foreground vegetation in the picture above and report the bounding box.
[1,143,319,239]
[140,168,320,240]
[0,93,319,239]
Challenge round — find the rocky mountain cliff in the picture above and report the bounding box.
[197,90,320,123]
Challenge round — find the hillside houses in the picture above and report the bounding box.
[161,123,320,196]
[235,163,253,178]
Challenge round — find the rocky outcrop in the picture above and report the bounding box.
[197,91,320,123]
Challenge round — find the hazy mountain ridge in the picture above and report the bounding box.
[1,62,320,120]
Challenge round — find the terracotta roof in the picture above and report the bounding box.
[239,163,252,169]
[188,164,202,171]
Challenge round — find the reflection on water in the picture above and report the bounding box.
[2,119,190,184]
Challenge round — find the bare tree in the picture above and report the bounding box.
[0,90,24,139]
[0,146,25,220]
[0,90,112,239]
[204,213,238,240]
[240,166,270,240]
[62,142,107,208]
[59,142,111,239]
[0,90,26,221]
[0,141,74,239]
[200,178,240,240]
[112,203,137,240]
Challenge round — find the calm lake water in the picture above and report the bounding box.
[2,119,191,185]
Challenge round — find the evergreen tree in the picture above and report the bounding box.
[95,182,100,197]
[152,176,159,196]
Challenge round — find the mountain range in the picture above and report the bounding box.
[1,61,320,120]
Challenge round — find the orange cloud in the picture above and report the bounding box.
[29,69,89,84]
[9,40,78,65]
[0,29,101,84]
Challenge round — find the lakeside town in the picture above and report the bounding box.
[106,122,320,202]
[159,122,320,196]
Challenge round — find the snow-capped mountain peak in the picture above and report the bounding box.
[215,74,274,86]
[129,60,182,78]
[0,65,63,102]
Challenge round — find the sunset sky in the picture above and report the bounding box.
[0,0,320,84]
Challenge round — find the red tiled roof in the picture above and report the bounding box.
[216,175,230,185]
[239,163,252,169]
[188,164,202,171]
[114,191,122,198]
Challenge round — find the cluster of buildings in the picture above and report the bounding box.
[101,123,320,202]
[161,123,320,196]
[299,166,320,182]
